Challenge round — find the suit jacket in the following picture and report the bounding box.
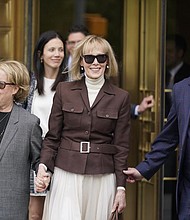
[165,62,190,116]
[40,77,131,187]
[166,62,190,86]
[0,104,42,219]
[131,104,138,119]
[136,76,190,213]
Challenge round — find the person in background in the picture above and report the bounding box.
[66,24,154,118]
[131,95,154,119]
[35,35,130,220]
[165,34,190,116]
[0,60,42,219]
[24,30,67,220]
[66,24,89,72]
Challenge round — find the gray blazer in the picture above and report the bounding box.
[0,104,42,219]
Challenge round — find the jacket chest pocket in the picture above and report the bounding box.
[95,109,118,133]
[62,103,83,128]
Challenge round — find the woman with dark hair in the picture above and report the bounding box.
[25,30,68,220]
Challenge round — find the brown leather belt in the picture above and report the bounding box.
[61,139,117,154]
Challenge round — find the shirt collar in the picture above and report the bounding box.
[170,61,183,77]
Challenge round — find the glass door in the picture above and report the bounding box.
[123,0,165,219]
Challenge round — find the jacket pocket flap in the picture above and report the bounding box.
[62,103,83,113]
[97,110,118,119]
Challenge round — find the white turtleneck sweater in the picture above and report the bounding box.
[85,74,105,107]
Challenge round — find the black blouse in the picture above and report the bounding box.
[0,112,11,143]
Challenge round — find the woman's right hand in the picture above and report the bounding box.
[123,167,143,183]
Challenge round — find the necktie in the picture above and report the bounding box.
[167,72,175,89]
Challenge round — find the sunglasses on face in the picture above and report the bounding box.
[0,81,15,89]
[82,54,108,64]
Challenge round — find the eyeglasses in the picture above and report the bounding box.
[67,40,81,46]
[82,54,108,64]
[0,81,15,89]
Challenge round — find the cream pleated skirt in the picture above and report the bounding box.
[42,167,116,220]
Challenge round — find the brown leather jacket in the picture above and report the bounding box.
[40,77,131,187]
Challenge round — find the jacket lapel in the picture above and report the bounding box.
[70,78,115,110]
[182,79,190,142]
[91,80,115,109]
[71,78,90,111]
[0,104,18,161]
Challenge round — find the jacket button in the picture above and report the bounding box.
[85,131,89,134]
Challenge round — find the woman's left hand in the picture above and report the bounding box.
[111,189,126,214]
[35,164,51,192]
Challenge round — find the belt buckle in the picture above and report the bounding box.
[80,142,90,153]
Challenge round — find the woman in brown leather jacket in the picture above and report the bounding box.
[36,35,131,220]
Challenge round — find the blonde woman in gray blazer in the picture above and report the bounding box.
[0,60,42,220]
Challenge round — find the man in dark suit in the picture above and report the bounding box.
[163,34,190,219]
[165,34,190,116]
[124,76,190,219]
[66,24,89,73]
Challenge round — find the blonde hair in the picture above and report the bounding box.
[70,35,118,80]
[0,60,29,102]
